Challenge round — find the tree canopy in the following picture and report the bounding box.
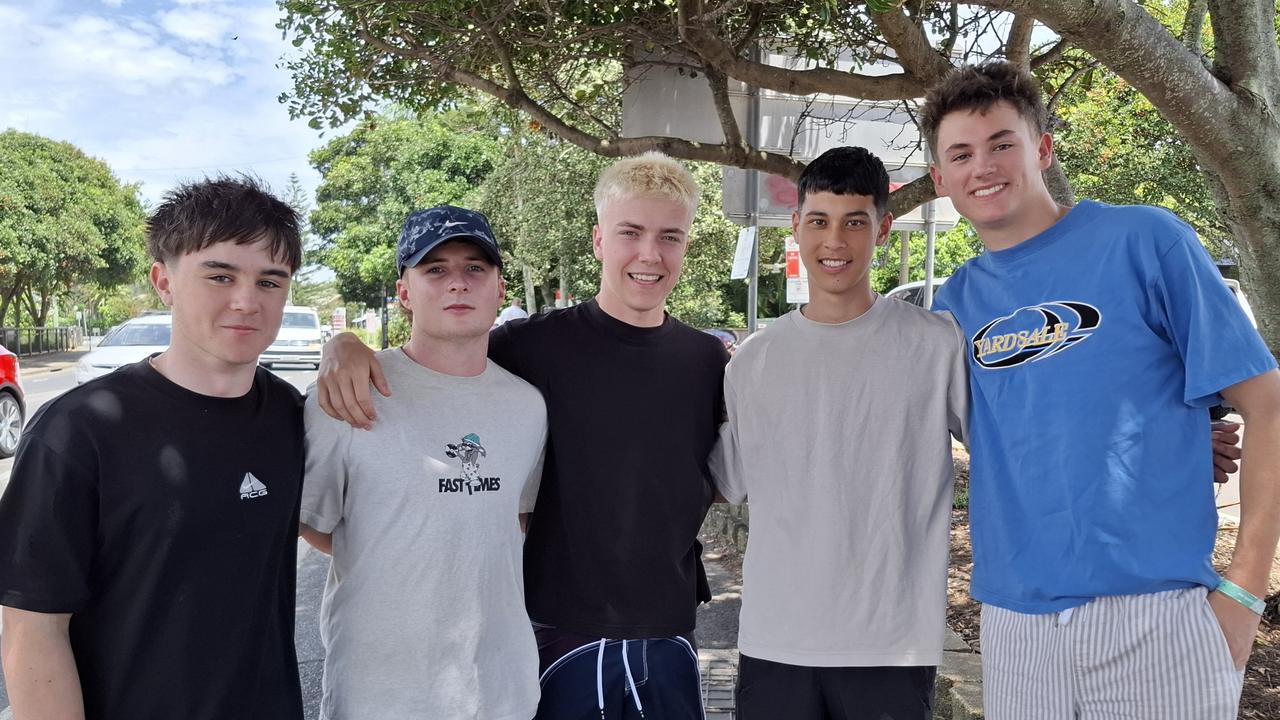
[281,0,1280,351]
[0,130,147,327]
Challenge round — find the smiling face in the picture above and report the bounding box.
[791,191,891,321]
[149,237,292,370]
[397,240,505,342]
[929,100,1059,250]
[592,194,694,327]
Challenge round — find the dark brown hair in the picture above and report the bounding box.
[146,176,302,272]
[920,61,1049,154]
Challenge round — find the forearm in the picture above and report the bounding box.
[1226,407,1280,595]
[1,609,85,720]
[299,524,333,555]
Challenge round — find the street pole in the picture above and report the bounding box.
[746,41,762,336]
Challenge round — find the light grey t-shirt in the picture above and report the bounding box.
[302,348,548,720]
[710,297,968,667]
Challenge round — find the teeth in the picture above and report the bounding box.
[974,184,1005,198]
[630,273,660,282]
[820,259,849,268]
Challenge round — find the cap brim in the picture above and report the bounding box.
[400,233,503,273]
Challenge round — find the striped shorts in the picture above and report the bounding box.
[981,587,1245,719]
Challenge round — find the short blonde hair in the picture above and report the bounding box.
[593,152,700,219]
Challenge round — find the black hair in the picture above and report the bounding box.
[796,147,890,216]
[147,175,302,272]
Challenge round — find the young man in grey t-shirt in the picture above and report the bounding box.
[300,206,548,720]
[711,147,967,719]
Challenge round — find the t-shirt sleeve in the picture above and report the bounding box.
[943,313,971,446]
[301,391,353,533]
[1151,221,1277,406]
[0,433,98,613]
[519,413,548,514]
[708,372,747,504]
[487,322,522,376]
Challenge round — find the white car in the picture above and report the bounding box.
[75,314,172,385]
[259,306,324,369]
[885,277,950,308]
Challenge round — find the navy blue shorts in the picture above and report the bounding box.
[533,623,705,720]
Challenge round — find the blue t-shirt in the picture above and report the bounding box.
[933,200,1276,613]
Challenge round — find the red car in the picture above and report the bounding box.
[0,345,24,458]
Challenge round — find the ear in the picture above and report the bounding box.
[395,277,411,312]
[496,276,507,302]
[1037,132,1054,171]
[592,225,604,261]
[875,212,894,247]
[928,164,947,198]
[791,210,801,237]
[149,261,173,307]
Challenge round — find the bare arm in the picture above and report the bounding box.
[317,332,390,429]
[1,607,85,720]
[1210,370,1280,669]
[299,523,333,555]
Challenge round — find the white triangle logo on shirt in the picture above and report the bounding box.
[239,472,269,500]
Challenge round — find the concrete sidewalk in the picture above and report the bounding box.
[15,348,87,380]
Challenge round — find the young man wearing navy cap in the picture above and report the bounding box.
[299,205,548,720]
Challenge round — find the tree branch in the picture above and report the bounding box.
[1046,59,1100,118]
[676,0,927,100]
[1029,38,1071,70]
[1005,15,1035,68]
[703,64,743,149]
[869,5,955,84]
[1206,0,1280,107]
[357,28,807,179]
[888,174,938,218]
[1181,0,1208,53]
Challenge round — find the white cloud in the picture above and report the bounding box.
[157,7,235,45]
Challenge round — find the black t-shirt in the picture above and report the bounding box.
[0,360,305,720]
[490,300,728,638]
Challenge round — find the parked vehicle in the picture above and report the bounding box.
[0,344,24,457]
[886,276,950,308]
[75,314,172,385]
[259,306,323,369]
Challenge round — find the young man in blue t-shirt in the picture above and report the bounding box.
[922,61,1280,719]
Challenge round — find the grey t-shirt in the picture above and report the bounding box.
[302,348,547,720]
[710,297,968,667]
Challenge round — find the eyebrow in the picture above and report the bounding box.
[617,221,686,235]
[201,260,291,279]
[421,255,491,265]
[943,128,1017,154]
[804,210,870,219]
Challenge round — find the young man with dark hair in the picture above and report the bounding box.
[922,61,1280,718]
[315,153,727,719]
[710,146,967,719]
[298,205,548,720]
[0,176,306,720]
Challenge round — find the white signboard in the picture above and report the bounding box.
[730,226,757,280]
[784,235,809,304]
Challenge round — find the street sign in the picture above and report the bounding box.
[730,227,757,280]
[784,236,808,304]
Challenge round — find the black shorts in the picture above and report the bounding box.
[736,654,936,720]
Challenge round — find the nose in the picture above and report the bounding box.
[447,274,472,293]
[229,283,259,313]
[636,236,661,264]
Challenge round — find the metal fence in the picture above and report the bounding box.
[0,326,83,357]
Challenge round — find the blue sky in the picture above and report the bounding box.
[0,0,326,208]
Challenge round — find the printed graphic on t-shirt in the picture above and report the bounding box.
[440,433,502,495]
[239,472,269,500]
[970,301,1101,369]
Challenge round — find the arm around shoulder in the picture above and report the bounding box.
[0,606,85,720]
[1218,369,1280,595]
[317,332,390,429]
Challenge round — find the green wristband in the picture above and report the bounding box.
[1216,579,1266,615]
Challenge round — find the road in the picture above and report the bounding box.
[0,364,318,718]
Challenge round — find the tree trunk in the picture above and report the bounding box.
[898,231,911,287]
[1217,153,1280,355]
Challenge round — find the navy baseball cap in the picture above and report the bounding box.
[396,205,503,275]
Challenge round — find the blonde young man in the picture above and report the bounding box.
[317,154,727,719]
[300,206,548,720]
[922,62,1280,719]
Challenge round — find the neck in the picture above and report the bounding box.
[594,292,665,328]
[979,199,1073,252]
[801,286,876,324]
[150,344,257,398]
[402,333,489,377]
